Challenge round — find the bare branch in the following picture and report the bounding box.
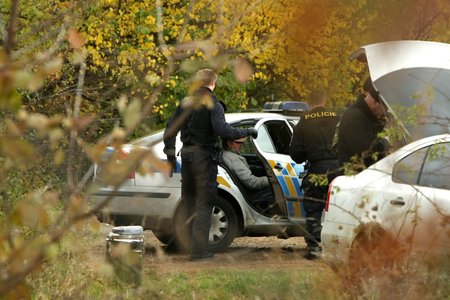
[4,0,19,57]
[156,0,168,53]
[176,0,196,44]
[67,58,87,195]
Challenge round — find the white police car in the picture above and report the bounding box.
[92,101,310,252]
[321,40,450,262]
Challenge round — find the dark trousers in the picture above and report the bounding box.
[250,187,274,211]
[302,175,328,250]
[181,147,218,257]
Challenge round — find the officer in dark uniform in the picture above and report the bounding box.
[337,77,390,169]
[289,88,339,260]
[163,69,257,261]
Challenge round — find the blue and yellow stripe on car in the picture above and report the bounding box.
[286,200,305,219]
[268,160,304,198]
[268,160,305,219]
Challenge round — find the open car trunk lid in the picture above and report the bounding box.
[350,40,450,141]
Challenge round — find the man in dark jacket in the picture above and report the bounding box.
[289,89,339,259]
[163,69,257,261]
[337,77,390,169]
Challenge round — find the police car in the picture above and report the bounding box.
[92,101,310,252]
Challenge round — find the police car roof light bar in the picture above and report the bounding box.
[263,101,309,115]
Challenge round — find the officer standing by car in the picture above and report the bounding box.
[289,88,339,260]
[163,69,257,261]
[337,77,390,170]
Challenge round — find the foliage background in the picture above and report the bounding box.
[0,0,449,296]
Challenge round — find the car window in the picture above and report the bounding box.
[256,125,276,153]
[419,142,450,190]
[238,136,256,156]
[265,120,292,155]
[229,125,257,156]
[254,120,292,155]
[392,147,428,185]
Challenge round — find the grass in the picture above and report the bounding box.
[16,224,450,299]
[22,225,331,299]
[149,270,318,299]
[29,261,330,299]
[98,268,340,299]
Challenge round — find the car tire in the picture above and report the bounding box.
[172,196,240,254]
[208,196,239,253]
[153,231,176,247]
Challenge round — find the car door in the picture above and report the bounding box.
[252,118,306,222]
[413,142,450,254]
[381,141,450,254]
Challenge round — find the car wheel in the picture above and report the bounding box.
[173,196,240,254]
[208,196,239,253]
[152,231,176,246]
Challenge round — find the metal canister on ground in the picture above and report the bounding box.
[105,225,144,285]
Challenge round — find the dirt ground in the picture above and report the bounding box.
[97,223,329,275]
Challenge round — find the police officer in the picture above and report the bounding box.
[289,88,339,260]
[163,69,257,261]
[337,77,390,169]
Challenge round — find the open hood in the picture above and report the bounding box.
[350,40,450,140]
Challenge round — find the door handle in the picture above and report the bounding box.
[274,164,283,170]
[390,198,405,206]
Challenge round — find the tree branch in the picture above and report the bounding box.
[4,0,19,57]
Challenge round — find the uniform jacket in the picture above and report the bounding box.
[289,106,339,174]
[337,95,387,167]
[163,87,247,157]
[221,149,269,190]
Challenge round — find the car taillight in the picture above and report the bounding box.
[325,179,334,212]
[117,148,135,179]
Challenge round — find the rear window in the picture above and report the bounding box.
[419,143,450,190]
[392,141,450,190]
[392,147,428,185]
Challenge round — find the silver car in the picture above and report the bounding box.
[92,102,310,252]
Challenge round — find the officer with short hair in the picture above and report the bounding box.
[163,69,257,261]
[289,88,339,260]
